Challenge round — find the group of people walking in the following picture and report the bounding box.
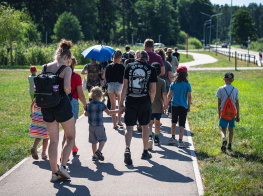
[28,38,193,183]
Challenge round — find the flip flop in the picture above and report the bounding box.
[42,154,48,159]
[31,147,39,160]
[113,125,118,129]
[117,122,124,127]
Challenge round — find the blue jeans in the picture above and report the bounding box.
[70,98,79,120]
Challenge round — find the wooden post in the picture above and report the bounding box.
[186,33,188,58]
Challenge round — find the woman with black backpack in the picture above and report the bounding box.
[39,39,75,182]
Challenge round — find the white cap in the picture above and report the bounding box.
[129,50,135,56]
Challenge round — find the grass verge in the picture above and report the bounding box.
[188,70,263,195]
[190,51,258,68]
[0,70,88,176]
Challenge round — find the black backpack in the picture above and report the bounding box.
[34,64,67,108]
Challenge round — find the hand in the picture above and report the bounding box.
[163,106,166,114]
[187,107,190,112]
[84,111,88,117]
[119,105,125,114]
[235,116,240,122]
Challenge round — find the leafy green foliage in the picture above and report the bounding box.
[52,12,84,43]
[232,9,258,45]
[188,37,202,49]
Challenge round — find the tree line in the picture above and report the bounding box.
[1,0,263,46]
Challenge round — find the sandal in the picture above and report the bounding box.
[31,147,39,160]
[42,154,48,159]
[113,125,118,129]
[117,122,124,127]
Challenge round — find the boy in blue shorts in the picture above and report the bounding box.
[216,72,240,151]
[84,86,123,161]
[148,63,167,149]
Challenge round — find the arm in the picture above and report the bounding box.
[101,68,105,79]
[150,82,156,104]
[119,78,128,106]
[218,98,221,119]
[178,54,180,61]
[235,100,240,122]
[81,67,87,75]
[124,60,127,67]
[168,71,173,84]
[76,85,87,108]
[30,99,36,117]
[63,67,72,94]
[162,92,167,113]
[166,90,173,109]
[104,108,122,115]
[187,92,191,112]
[160,66,165,76]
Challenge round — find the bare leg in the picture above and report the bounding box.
[125,126,133,148]
[98,141,105,152]
[92,144,97,155]
[72,119,77,150]
[142,125,149,150]
[154,120,160,134]
[116,94,123,125]
[228,127,234,143]
[42,139,49,155]
[33,138,41,149]
[179,127,184,140]
[45,121,60,174]
[148,120,154,134]
[108,93,117,128]
[171,123,176,136]
[60,117,75,166]
[221,127,227,138]
[61,134,66,157]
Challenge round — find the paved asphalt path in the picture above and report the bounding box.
[0,105,199,195]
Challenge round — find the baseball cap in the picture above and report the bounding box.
[164,47,167,50]
[176,65,187,73]
[129,50,135,56]
[30,66,37,72]
[151,62,161,72]
[224,72,234,79]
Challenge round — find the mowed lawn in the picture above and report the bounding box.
[188,70,263,195]
[191,51,258,68]
[0,70,87,176]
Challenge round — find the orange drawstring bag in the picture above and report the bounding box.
[221,87,237,120]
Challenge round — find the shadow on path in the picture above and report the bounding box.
[54,181,91,196]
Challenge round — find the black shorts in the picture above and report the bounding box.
[41,95,73,123]
[124,101,152,126]
[171,106,187,128]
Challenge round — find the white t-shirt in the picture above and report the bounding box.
[28,75,36,93]
[216,84,239,113]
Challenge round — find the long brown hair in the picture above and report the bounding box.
[54,39,73,61]
[166,52,172,63]
[69,56,77,72]
[174,72,188,83]
[155,48,165,61]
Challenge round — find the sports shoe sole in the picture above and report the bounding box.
[95,151,104,161]
[72,149,78,156]
[221,141,227,152]
[124,152,133,165]
[148,140,153,150]
[141,153,152,160]
[57,170,70,179]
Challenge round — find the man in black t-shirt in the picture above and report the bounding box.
[172,47,180,62]
[119,50,157,164]
[122,45,130,60]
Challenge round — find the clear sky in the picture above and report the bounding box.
[210,0,262,6]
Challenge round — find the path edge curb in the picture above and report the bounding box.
[186,119,204,196]
[0,114,85,182]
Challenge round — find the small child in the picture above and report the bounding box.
[148,62,167,149]
[29,99,49,159]
[216,72,239,151]
[166,65,192,148]
[28,66,37,101]
[84,86,123,161]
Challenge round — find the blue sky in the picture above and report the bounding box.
[210,0,262,6]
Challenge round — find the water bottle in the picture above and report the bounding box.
[34,85,36,91]
[53,85,59,92]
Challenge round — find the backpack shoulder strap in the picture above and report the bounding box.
[224,87,235,97]
[55,65,67,76]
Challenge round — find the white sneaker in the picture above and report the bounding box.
[178,141,185,148]
[57,165,71,179]
[169,137,175,144]
[148,136,153,150]
[50,174,62,182]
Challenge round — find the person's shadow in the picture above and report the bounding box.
[54,181,91,196]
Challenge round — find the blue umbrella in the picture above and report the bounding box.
[81,45,115,61]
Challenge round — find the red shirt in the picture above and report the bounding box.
[71,72,82,100]
[147,52,164,67]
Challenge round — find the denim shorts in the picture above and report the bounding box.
[219,117,235,128]
[108,82,123,94]
[70,98,79,120]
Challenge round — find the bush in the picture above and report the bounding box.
[178,31,187,44]
[188,37,202,49]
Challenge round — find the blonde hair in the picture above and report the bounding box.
[89,86,103,99]
[113,48,122,60]
[54,39,73,62]
[140,50,149,61]
[135,50,140,59]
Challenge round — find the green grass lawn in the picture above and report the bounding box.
[188,70,263,195]
[0,70,87,176]
[191,51,258,68]
[179,53,194,63]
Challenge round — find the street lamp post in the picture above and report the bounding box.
[201,12,222,52]
[132,34,135,46]
[203,20,211,49]
[229,0,232,61]
[159,35,162,43]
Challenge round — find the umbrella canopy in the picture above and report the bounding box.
[81,45,115,61]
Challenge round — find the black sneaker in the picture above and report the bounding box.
[221,140,227,152]
[154,136,160,146]
[141,151,152,160]
[124,149,133,165]
[95,149,104,161]
[227,145,232,151]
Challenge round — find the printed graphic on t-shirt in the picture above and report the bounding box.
[85,63,101,87]
[128,64,151,97]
